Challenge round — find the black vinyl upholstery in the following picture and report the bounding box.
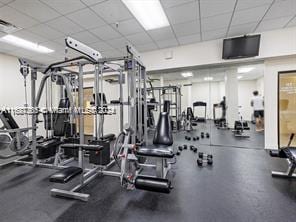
[137,112,174,158]
[136,145,174,158]
[49,166,83,183]
[153,112,173,146]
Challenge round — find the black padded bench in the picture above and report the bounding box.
[60,143,103,151]
[100,134,115,141]
[49,166,83,183]
[137,145,174,158]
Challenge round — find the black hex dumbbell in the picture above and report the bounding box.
[178,146,183,151]
[197,158,203,166]
[198,152,204,158]
[201,132,204,139]
[192,147,198,153]
[183,144,188,150]
[176,151,181,156]
[206,133,210,138]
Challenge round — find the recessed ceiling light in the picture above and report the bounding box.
[237,67,254,73]
[121,0,170,30]
[181,72,193,78]
[0,35,54,53]
[204,76,213,81]
[237,75,243,79]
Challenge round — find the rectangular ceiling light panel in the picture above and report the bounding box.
[0,35,54,53]
[122,0,169,30]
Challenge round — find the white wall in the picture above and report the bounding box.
[142,27,296,72]
[238,80,257,121]
[256,76,264,95]
[264,56,296,149]
[0,53,54,136]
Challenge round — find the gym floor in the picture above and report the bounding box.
[0,124,295,222]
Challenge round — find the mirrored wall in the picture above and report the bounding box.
[148,61,265,149]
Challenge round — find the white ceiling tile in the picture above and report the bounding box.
[0,6,38,28]
[90,41,114,52]
[177,33,201,45]
[90,25,122,41]
[52,37,68,47]
[165,1,199,25]
[71,31,100,44]
[264,0,296,20]
[0,0,15,4]
[231,5,270,26]
[81,0,106,6]
[8,48,40,58]
[13,30,48,43]
[156,38,179,49]
[41,0,86,15]
[111,19,144,36]
[148,27,175,41]
[102,49,124,58]
[66,8,106,30]
[136,42,158,52]
[126,32,153,45]
[256,16,294,32]
[27,24,64,40]
[236,0,273,10]
[160,0,195,8]
[8,0,60,22]
[172,20,200,37]
[201,13,232,31]
[287,16,296,27]
[46,17,84,34]
[200,0,236,18]
[106,37,129,49]
[92,0,133,24]
[202,28,227,41]
[228,22,257,37]
[40,41,65,54]
[0,41,20,52]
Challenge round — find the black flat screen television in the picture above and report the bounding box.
[222,35,260,59]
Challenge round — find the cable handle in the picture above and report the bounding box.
[287,133,295,147]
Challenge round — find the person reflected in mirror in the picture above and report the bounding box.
[251,90,264,132]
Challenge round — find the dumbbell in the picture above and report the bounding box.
[207,154,213,159]
[198,152,204,158]
[190,145,194,150]
[178,146,183,151]
[176,151,181,156]
[206,133,210,138]
[197,158,203,166]
[207,158,213,165]
[183,144,188,150]
[201,132,204,139]
[193,137,196,141]
[185,136,189,140]
[192,147,198,153]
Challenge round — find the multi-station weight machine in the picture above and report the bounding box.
[0,36,174,201]
[146,85,182,131]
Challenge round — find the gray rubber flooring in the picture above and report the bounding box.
[0,124,295,222]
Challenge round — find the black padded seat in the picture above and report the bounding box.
[137,145,174,158]
[49,166,83,183]
[100,134,116,141]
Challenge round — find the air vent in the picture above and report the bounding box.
[0,19,22,34]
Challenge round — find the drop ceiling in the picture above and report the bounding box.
[0,0,295,64]
[152,63,264,82]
